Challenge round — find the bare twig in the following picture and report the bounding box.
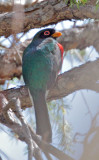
[44,152,53,160]
[12,98,43,160]
[13,98,33,160]
[0,97,43,160]
[0,97,74,160]
[29,126,74,160]
[0,149,10,160]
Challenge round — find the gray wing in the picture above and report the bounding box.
[47,42,62,90]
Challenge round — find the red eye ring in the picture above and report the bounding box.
[44,31,50,35]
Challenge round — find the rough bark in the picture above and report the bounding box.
[0,0,97,13]
[0,0,99,37]
[0,47,22,84]
[0,58,99,112]
[0,22,99,84]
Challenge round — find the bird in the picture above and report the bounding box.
[22,28,64,142]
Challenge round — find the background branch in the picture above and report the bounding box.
[0,97,74,160]
[0,0,99,37]
[0,58,99,112]
[0,22,99,84]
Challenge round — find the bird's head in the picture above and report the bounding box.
[33,28,62,41]
[32,28,64,61]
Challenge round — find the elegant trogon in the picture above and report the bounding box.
[22,28,64,142]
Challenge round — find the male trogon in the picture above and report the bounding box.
[22,28,64,142]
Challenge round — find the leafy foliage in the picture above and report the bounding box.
[48,99,72,151]
[96,0,99,9]
[65,0,88,8]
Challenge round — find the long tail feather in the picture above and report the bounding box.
[30,89,52,142]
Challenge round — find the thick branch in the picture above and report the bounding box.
[0,0,99,37]
[0,0,97,13]
[0,22,99,84]
[0,58,99,111]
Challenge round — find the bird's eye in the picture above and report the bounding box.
[44,31,50,36]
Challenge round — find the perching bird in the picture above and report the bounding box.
[22,28,64,142]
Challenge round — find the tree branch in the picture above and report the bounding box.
[13,98,34,160]
[0,58,99,112]
[0,96,43,160]
[0,97,74,160]
[58,22,99,52]
[0,22,99,84]
[0,0,99,37]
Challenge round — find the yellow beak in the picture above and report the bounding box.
[52,31,62,38]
